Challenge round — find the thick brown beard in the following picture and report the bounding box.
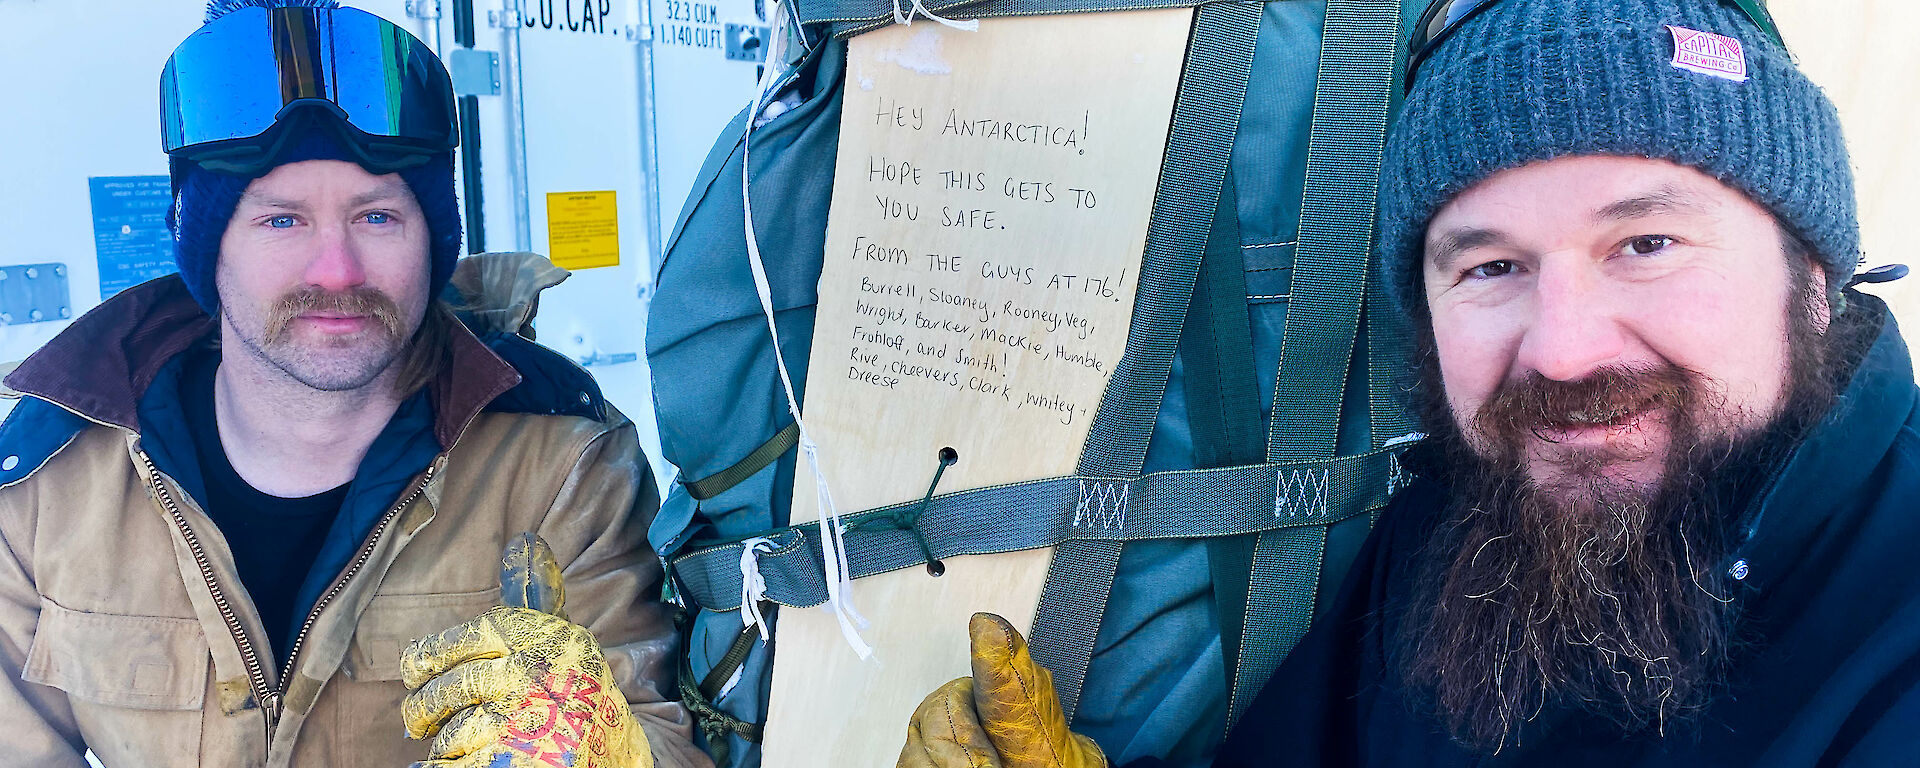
[1392,259,1848,753]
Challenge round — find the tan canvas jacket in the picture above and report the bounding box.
[0,273,710,768]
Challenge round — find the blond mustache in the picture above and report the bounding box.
[263,287,404,344]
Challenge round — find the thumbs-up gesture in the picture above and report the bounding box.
[898,613,1108,768]
[400,534,656,768]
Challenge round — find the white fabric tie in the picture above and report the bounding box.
[891,0,979,31]
[738,1,874,659]
[738,537,780,643]
[1382,431,1427,448]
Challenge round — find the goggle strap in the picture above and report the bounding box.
[179,115,437,176]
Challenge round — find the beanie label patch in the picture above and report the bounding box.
[1667,25,1748,83]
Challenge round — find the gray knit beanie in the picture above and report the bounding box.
[1379,0,1858,315]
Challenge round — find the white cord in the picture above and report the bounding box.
[739,0,873,659]
[891,0,979,31]
[738,537,779,643]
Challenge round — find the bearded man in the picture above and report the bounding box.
[1210,0,1920,764]
[891,0,1919,766]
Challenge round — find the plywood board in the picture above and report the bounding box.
[760,10,1193,768]
[1767,1,1920,325]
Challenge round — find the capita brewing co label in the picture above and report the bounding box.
[1667,25,1749,82]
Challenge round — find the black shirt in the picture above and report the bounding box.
[181,349,347,670]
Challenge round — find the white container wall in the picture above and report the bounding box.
[0,0,772,488]
[0,0,1912,480]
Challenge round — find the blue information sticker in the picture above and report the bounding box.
[89,176,176,299]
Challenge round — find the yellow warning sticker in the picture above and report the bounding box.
[546,191,620,270]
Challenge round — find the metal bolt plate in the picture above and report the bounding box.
[449,48,503,97]
[726,23,771,62]
[488,8,524,29]
[0,263,71,327]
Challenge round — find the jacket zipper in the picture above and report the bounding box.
[270,463,437,723]
[138,451,437,743]
[136,450,278,740]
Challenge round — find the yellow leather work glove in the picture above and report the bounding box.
[400,606,654,768]
[401,532,656,768]
[899,613,1108,768]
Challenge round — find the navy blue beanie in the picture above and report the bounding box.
[1378,0,1858,315]
[168,0,461,315]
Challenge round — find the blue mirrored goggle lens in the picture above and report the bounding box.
[1417,0,1496,50]
[160,6,454,154]
[1407,0,1499,83]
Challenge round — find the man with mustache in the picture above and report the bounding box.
[1208,0,1920,763]
[0,2,706,766]
[894,0,1917,766]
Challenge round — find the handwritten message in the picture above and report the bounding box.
[765,11,1193,768]
[812,26,1179,451]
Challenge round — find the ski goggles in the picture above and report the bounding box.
[160,5,457,174]
[1406,0,1787,90]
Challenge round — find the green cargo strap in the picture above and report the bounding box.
[1232,0,1404,726]
[1364,14,1419,455]
[1175,168,1269,696]
[699,622,766,701]
[679,635,763,766]
[1026,0,1264,723]
[683,423,800,501]
[1262,0,1401,461]
[1365,244,1418,449]
[802,0,1208,38]
[1183,170,1262,473]
[669,448,1408,612]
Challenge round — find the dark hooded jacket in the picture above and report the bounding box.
[1211,292,1920,767]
